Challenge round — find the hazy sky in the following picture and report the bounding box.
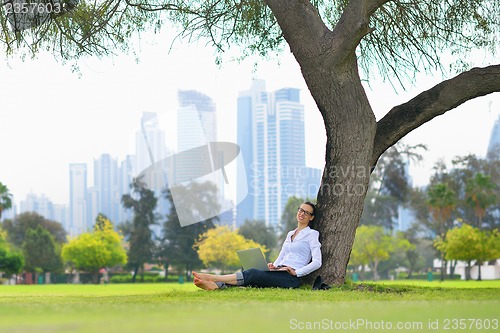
[1,29,499,207]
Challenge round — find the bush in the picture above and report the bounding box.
[109,274,174,283]
[397,272,461,280]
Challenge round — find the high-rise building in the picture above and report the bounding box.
[176,90,219,191]
[487,115,500,156]
[135,112,168,175]
[177,90,217,151]
[94,154,119,223]
[236,80,321,228]
[117,154,135,224]
[134,112,170,228]
[20,193,54,219]
[69,163,88,236]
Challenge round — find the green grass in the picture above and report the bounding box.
[0,280,498,333]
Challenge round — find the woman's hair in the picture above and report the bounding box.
[303,201,316,217]
[304,201,317,230]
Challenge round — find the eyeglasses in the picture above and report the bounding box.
[297,207,313,216]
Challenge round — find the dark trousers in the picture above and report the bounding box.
[240,268,302,289]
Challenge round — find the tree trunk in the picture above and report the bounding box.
[132,265,139,283]
[449,260,457,279]
[440,258,447,281]
[264,0,500,285]
[477,261,482,281]
[164,260,169,281]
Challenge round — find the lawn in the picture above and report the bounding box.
[0,280,498,333]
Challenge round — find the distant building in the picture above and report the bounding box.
[20,193,54,220]
[236,80,321,228]
[94,154,119,223]
[487,115,500,156]
[69,163,88,236]
[117,155,135,224]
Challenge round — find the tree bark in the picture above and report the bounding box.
[265,0,500,285]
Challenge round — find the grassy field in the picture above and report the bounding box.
[0,280,498,333]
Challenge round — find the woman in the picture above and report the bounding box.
[192,201,322,290]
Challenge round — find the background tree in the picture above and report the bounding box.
[280,196,308,239]
[1,212,67,248]
[361,142,425,229]
[349,225,413,280]
[62,216,127,283]
[0,182,12,221]
[195,225,266,273]
[238,219,277,260]
[122,178,158,283]
[426,182,457,281]
[2,0,499,284]
[22,225,63,278]
[159,183,218,281]
[0,231,24,277]
[435,224,500,281]
[465,173,497,230]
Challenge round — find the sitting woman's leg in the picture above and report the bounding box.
[193,269,301,290]
[242,268,302,289]
[192,271,241,286]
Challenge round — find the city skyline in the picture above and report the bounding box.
[1,29,499,212]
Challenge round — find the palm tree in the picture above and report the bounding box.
[465,173,496,230]
[465,173,497,280]
[0,182,13,221]
[427,183,457,281]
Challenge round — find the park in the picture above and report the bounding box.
[1,0,499,331]
[0,280,499,332]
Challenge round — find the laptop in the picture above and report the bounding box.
[236,248,270,271]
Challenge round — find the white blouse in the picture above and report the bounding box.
[273,226,322,277]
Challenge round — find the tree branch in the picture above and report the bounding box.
[372,64,500,166]
[330,0,392,64]
[263,0,333,65]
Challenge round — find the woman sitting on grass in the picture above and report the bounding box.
[192,201,322,290]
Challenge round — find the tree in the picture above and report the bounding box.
[435,224,500,281]
[121,178,158,282]
[159,183,218,281]
[238,219,277,259]
[3,0,499,284]
[426,182,457,281]
[280,196,307,239]
[195,225,266,273]
[0,182,12,221]
[465,173,497,230]
[349,225,413,280]
[1,212,67,248]
[0,231,24,276]
[361,142,426,229]
[22,225,63,275]
[62,216,127,283]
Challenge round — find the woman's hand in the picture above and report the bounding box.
[278,266,297,276]
[268,263,277,270]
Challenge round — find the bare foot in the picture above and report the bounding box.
[193,276,219,290]
[192,271,213,281]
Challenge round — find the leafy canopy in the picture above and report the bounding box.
[1,0,497,82]
[195,225,266,271]
[62,216,127,273]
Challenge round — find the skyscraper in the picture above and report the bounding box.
[94,154,119,223]
[487,115,500,156]
[177,90,217,151]
[69,163,88,236]
[236,80,321,228]
[135,112,168,175]
[175,90,235,226]
[134,112,170,224]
